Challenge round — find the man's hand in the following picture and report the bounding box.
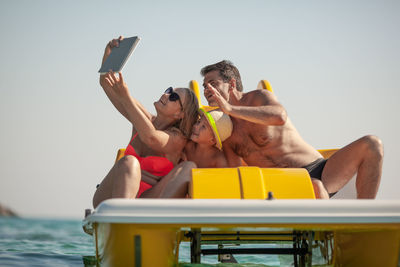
[205,83,232,114]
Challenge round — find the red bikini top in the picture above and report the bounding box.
[124,133,174,177]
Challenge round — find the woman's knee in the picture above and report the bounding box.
[116,155,141,174]
[114,155,141,196]
[311,179,329,199]
[113,155,142,187]
[179,161,197,181]
[180,161,197,170]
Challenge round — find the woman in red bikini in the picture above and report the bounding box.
[93,37,199,208]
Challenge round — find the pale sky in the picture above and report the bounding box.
[0,0,399,218]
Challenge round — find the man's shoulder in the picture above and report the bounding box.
[246,88,276,98]
[241,89,275,105]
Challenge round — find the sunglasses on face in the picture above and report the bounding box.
[164,87,183,109]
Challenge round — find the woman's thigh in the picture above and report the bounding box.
[93,155,141,207]
[140,161,196,198]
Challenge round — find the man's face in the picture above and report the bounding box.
[202,70,230,106]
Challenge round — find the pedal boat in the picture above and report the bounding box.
[83,80,400,267]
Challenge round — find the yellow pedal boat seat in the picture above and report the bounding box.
[114,147,337,200]
[190,167,316,199]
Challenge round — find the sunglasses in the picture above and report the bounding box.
[164,87,183,109]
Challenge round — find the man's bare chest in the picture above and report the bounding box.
[228,124,275,157]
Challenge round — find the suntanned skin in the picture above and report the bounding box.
[203,69,383,198]
[148,113,229,199]
[93,37,198,207]
[203,70,321,168]
[184,114,228,168]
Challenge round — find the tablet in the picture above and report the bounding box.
[98,36,141,74]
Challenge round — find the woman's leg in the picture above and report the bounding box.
[140,161,197,198]
[92,155,141,208]
[311,178,329,199]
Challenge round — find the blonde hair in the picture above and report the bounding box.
[174,88,199,138]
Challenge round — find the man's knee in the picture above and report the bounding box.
[361,135,384,159]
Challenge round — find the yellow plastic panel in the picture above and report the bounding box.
[334,230,400,267]
[190,168,241,199]
[201,106,219,112]
[188,80,219,112]
[115,148,126,163]
[238,167,267,199]
[318,149,338,159]
[189,80,202,107]
[96,223,179,267]
[261,168,315,199]
[257,80,274,94]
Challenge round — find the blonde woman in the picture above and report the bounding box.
[93,37,199,208]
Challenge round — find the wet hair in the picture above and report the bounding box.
[174,88,199,138]
[200,60,243,92]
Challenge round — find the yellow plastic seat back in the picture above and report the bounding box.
[190,167,315,199]
[257,80,274,94]
[190,168,241,199]
[189,80,202,107]
[318,149,338,159]
[189,80,218,112]
[115,148,126,162]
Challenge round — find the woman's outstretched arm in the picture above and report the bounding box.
[99,37,152,121]
[103,71,186,155]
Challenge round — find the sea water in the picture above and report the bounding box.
[0,217,328,266]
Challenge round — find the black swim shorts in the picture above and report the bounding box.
[302,158,327,180]
[302,158,337,197]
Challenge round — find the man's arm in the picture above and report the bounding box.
[207,84,287,126]
[228,101,287,125]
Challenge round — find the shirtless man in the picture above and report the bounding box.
[201,60,383,199]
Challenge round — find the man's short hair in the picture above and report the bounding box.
[200,60,243,92]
